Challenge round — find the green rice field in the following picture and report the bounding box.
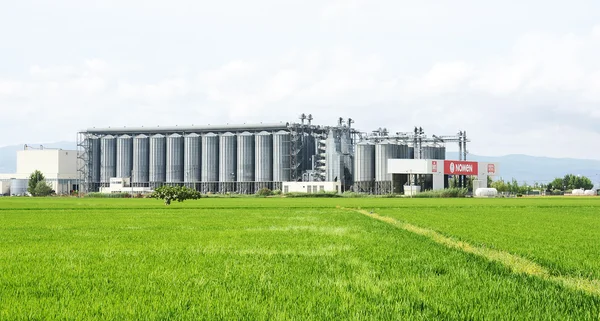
[1,197,599,320]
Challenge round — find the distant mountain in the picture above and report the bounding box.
[1,142,599,187]
[0,142,77,173]
[447,152,600,186]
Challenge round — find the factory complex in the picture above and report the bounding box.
[0,148,79,196]
[1,115,498,196]
[76,115,496,195]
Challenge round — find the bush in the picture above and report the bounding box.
[380,193,398,198]
[150,185,201,205]
[411,188,468,198]
[272,189,282,195]
[32,180,54,197]
[85,192,132,198]
[342,191,366,198]
[256,188,273,197]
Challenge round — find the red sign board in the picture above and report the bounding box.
[432,161,438,172]
[444,161,478,175]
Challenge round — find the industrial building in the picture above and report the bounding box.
[77,115,473,195]
[387,159,499,194]
[0,147,79,196]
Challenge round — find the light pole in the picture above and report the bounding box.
[131,169,134,196]
[409,169,413,198]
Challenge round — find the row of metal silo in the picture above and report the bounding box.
[88,131,293,189]
[421,145,446,160]
[353,141,446,183]
[353,141,447,194]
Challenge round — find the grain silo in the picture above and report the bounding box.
[273,130,290,184]
[116,135,133,179]
[255,131,273,191]
[375,140,401,194]
[149,134,166,187]
[201,133,219,193]
[166,133,184,183]
[353,141,375,193]
[219,132,237,192]
[100,135,117,186]
[132,134,149,186]
[237,132,255,194]
[184,133,201,185]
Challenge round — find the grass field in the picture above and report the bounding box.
[1,197,599,320]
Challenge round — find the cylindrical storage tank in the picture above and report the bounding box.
[273,131,290,182]
[100,135,117,184]
[408,146,415,159]
[437,146,446,160]
[88,136,101,184]
[375,141,402,181]
[237,132,255,182]
[166,133,184,183]
[422,146,436,159]
[149,134,166,183]
[132,134,149,184]
[184,133,201,183]
[354,141,376,182]
[201,133,219,182]
[256,131,273,182]
[116,135,133,178]
[10,179,28,196]
[395,144,408,159]
[219,132,237,182]
[475,188,498,197]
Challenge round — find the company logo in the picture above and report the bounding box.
[487,164,495,174]
[444,161,478,175]
[450,162,473,173]
[432,161,438,172]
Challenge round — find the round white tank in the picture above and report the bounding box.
[475,188,498,198]
[584,189,597,196]
[572,189,585,196]
[10,179,29,196]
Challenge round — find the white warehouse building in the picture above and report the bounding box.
[0,149,79,196]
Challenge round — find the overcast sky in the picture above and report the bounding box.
[1,0,600,159]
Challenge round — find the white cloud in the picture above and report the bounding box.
[118,78,190,102]
[0,80,25,97]
[1,15,600,159]
[320,0,364,19]
[404,62,473,97]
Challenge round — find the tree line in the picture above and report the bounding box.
[490,174,595,194]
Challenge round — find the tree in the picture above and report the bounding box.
[548,174,593,191]
[33,180,53,197]
[27,171,53,196]
[491,178,508,193]
[28,170,45,196]
[565,174,593,190]
[150,185,202,205]
[549,178,565,191]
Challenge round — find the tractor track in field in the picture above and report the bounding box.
[341,206,600,297]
